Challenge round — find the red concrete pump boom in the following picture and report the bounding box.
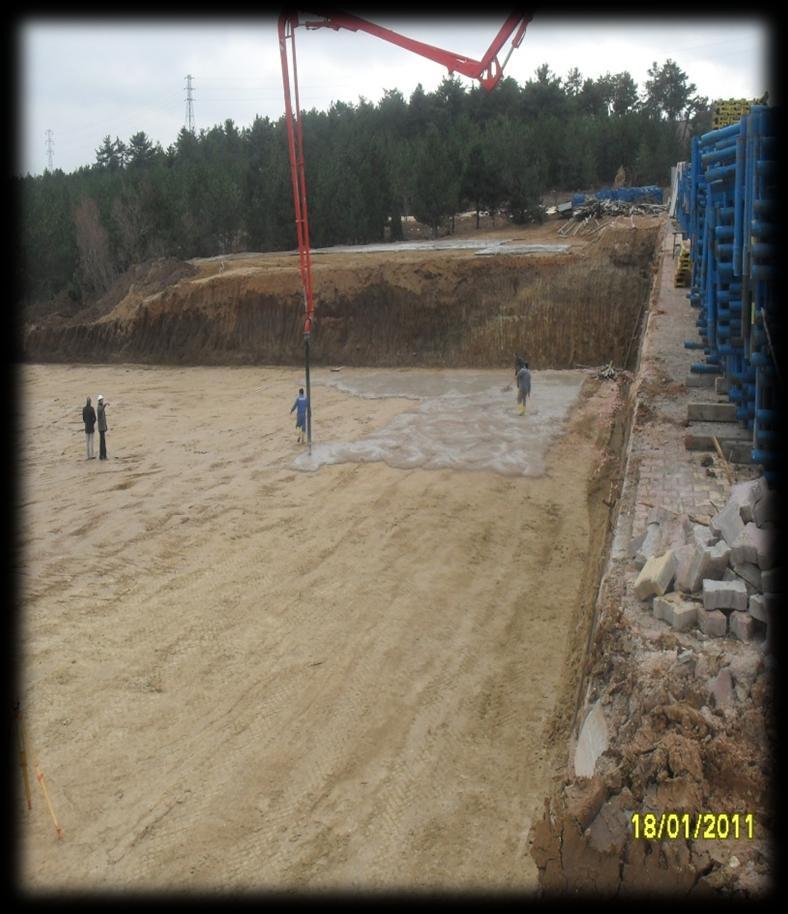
[278,11,533,451]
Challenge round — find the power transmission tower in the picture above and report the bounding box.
[185,74,196,133]
[45,129,54,171]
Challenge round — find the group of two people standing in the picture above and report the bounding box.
[82,395,109,460]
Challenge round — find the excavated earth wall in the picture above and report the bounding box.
[22,227,660,371]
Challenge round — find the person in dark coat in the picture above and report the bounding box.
[516,363,531,415]
[96,395,109,459]
[82,396,97,459]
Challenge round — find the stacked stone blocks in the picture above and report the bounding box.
[631,475,778,643]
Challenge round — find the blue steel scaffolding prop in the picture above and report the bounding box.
[675,105,779,485]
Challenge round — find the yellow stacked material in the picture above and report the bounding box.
[711,98,760,130]
[674,245,691,287]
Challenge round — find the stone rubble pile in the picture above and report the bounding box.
[630,475,779,646]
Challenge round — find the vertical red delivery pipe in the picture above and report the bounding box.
[279,11,314,452]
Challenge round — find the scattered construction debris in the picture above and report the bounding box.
[631,474,777,644]
[556,198,667,239]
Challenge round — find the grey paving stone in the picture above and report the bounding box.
[702,578,748,611]
[731,522,778,570]
[697,607,728,637]
[730,611,755,642]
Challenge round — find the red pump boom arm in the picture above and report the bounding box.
[278,11,533,449]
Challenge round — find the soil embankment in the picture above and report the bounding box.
[23,221,660,370]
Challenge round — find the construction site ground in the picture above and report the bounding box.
[15,213,773,896]
[17,356,622,892]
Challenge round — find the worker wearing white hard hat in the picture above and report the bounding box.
[97,395,110,460]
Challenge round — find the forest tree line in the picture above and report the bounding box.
[16,59,711,311]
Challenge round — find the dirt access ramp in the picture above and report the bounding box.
[16,361,625,892]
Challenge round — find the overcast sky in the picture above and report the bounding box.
[17,13,775,177]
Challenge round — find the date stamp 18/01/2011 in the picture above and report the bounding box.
[631,813,755,841]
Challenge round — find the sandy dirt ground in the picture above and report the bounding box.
[16,362,621,893]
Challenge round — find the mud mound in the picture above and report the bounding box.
[530,596,774,897]
[90,257,199,321]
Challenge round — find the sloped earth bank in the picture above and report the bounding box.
[22,221,660,371]
[16,362,625,892]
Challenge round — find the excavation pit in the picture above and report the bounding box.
[18,360,627,891]
[18,220,659,890]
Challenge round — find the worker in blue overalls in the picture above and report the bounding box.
[290,387,309,444]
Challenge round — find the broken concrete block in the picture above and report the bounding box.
[752,489,778,527]
[671,602,698,633]
[727,477,766,523]
[574,702,609,779]
[687,402,738,422]
[728,651,764,695]
[748,593,775,624]
[706,540,732,576]
[651,593,697,632]
[665,513,691,552]
[697,608,728,637]
[761,567,781,594]
[676,540,732,594]
[689,524,716,549]
[652,593,686,625]
[635,521,664,570]
[730,522,761,566]
[673,544,697,593]
[728,560,762,592]
[708,667,734,707]
[730,611,755,642]
[731,522,777,570]
[634,551,677,601]
[675,544,703,594]
[723,567,759,596]
[629,529,647,561]
[703,578,748,612]
[686,372,715,388]
[710,498,745,546]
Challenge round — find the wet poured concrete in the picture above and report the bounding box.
[293,368,586,477]
[310,239,571,256]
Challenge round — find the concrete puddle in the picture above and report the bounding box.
[292,369,586,477]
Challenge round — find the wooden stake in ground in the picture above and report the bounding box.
[15,704,64,839]
[712,435,734,485]
[14,703,32,812]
